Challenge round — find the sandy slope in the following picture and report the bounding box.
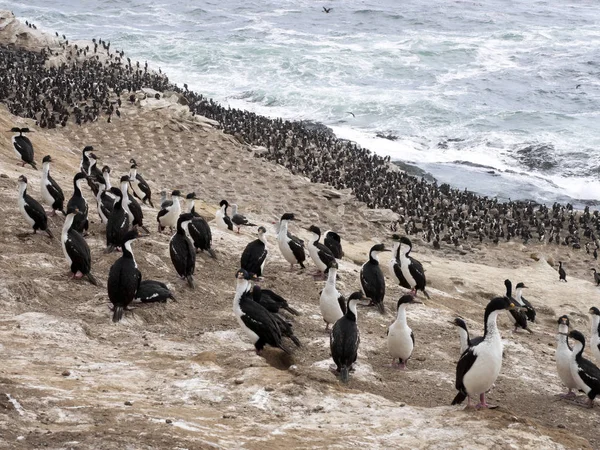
[0,91,598,450]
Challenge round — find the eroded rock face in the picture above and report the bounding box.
[0,11,57,51]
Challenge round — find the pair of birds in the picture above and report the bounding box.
[359,236,429,315]
[215,199,255,233]
[555,309,600,408]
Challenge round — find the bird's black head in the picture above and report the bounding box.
[109,187,122,197]
[592,268,597,273]
[102,165,110,174]
[74,172,88,183]
[568,330,585,346]
[66,206,80,216]
[129,158,137,165]
[88,153,98,160]
[123,228,141,243]
[178,213,195,224]
[451,317,468,331]
[130,162,138,169]
[280,213,297,222]
[348,291,364,301]
[186,192,198,200]
[308,225,321,236]
[557,315,570,327]
[504,279,512,292]
[18,175,27,184]
[399,236,412,247]
[20,127,30,133]
[486,296,514,314]
[42,155,52,163]
[329,260,339,270]
[83,145,93,153]
[10,127,22,133]
[120,175,130,183]
[171,190,182,197]
[397,294,419,308]
[515,282,527,289]
[257,226,267,234]
[220,199,229,208]
[590,306,600,316]
[370,243,390,254]
[236,268,253,280]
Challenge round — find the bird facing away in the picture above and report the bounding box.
[558,261,567,282]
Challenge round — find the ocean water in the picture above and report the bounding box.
[4,0,600,206]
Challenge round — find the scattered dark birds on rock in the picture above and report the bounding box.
[17,175,53,238]
[107,228,143,323]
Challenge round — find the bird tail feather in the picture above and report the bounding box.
[340,366,350,383]
[186,275,195,289]
[376,301,385,314]
[86,272,98,286]
[284,306,300,316]
[112,306,124,323]
[451,391,467,405]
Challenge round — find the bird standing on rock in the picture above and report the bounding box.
[360,243,390,313]
[106,187,129,253]
[395,235,429,298]
[169,213,196,289]
[241,226,268,277]
[215,200,234,231]
[307,225,336,278]
[330,291,364,383]
[555,315,578,399]
[157,190,182,233]
[61,208,98,285]
[40,155,65,216]
[558,261,567,282]
[387,295,421,370]
[66,172,89,235]
[451,318,483,356]
[324,230,343,259]
[107,228,142,323]
[589,307,600,364]
[128,159,154,207]
[185,192,216,258]
[564,330,600,408]
[277,213,306,270]
[320,261,345,331]
[17,175,53,238]
[10,127,36,169]
[231,203,255,233]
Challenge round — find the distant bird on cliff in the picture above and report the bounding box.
[558,261,567,282]
[108,228,142,323]
[17,175,52,238]
[277,213,306,270]
[40,155,65,216]
[241,226,268,277]
[330,291,364,383]
[61,208,98,285]
[565,330,600,408]
[10,127,36,169]
[360,243,390,313]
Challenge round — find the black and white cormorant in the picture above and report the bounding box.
[252,285,300,316]
[61,209,98,285]
[330,291,364,383]
[515,282,536,322]
[135,280,175,303]
[564,330,600,408]
[387,295,421,369]
[215,199,234,231]
[120,175,149,233]
[85,152,104,197]
[320,261,345,331]
[169,213,196,289]
[40,155,65,216]
[106,187,130,253]
[590,307,600,364]
[96,166,117,224]
[555,315,578,399]
[452,296,518,409]
[79,145,94,174]
[10,127,36,169]
[505,281,532,334]
[129,160,154,207]
[276,213,306,270]
[185,192,215,258]
[233,269,297,354]
[389,239,411,290]
[307,225,336,278]
[241,226,268,277]
[17,175,53,238]
[396,235,430,299]
[558,261,567,282]
[107,228,143,323]
[360,243,390,314]
[66,172,89,235]
[231,203,255,233]
[451,318,483,355]
[157,190,181,233]
[324,230,343,259]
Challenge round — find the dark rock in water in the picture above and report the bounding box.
[392,161,436,182]
[376,132,398,141]
[515,144,557,171]
[299,120,334,137]
[437,141,448,149]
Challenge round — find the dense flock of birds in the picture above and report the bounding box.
[4,22,600,412]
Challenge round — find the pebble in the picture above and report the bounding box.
[165,419,172,424]
[222,413,236,419]
[416,356,426,362]
[234,379,244,385]
[124,401,133,406]
[557,424,566,429]
[0,174,8,178]
[61,370,71,377]
[265,386,274,392]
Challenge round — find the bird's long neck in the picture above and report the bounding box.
[186,200,195,214]
[394,304,408,325]
[515,288,524,306]
[62,213,75,235]
[42,162,50,178]
[369,251,380,265]
[392,242,400,261]
[572,341,584,361]
[173,196,181,210]
[74,179,83,197]
[129,168,137,179]
[19,183,27,197]
[120,181,130,202]
[326,268,337,287]
[557,325,570,349]
[258,232,268,246]
[123,240,136,266]
[346,299,358,322]
[103,172,111,189]
[311,232,320,245]
[591,315,600,338]
[234,279,250,312]
[483,310,501,340]
[231,205,238,215]
[87,160,96,176]
[457,326,469,351]
[278,220,288,237]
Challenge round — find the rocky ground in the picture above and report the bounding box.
[0,92,598,450]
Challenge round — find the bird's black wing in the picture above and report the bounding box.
[393,262,412,289]
[241,240,266,275]
[510,309,528,329]
[330,318,359,367]
[316,242,336,268]
[188,218,212,251]
[289,237,306,264]
[66,229,91,273]
[470,336,484,347]
[521,297,536,322]
[361,263,385,302]
[224,215,234,230]
[452,347,477,404]
[324,231,343,258]
[14,135,34,162]
[47,175,64,205]
[408,256,427,289]
[232,213,248,226]
[289,233,304,247]
[240,300,283,346]
[24,195,47,228]
[579,358,600,393]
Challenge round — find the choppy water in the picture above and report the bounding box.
[4,0,600,206]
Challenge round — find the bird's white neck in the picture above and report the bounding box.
[278,220,289,237]
[231,204,238,215]
[515,288,524,306]
[103,172,111,189]
[326,268,337,286]
[62,214,75,238]
[129,168,137,178]
[557,324,570,348]
[394,304,408,325]
[392,242,400,261]
[591,315,600,337]
[42,162,50,177]
[124,240,137,267]
[370,250,380,262]
[186,200,195,214]
[18,182,27,197]
[571,341,583,358]
[456,327,469,353]
[120,182,129,199]
[258,232,267,246]
[348,299,359,318]
[233,279,249,314]
[484,310,501,340]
